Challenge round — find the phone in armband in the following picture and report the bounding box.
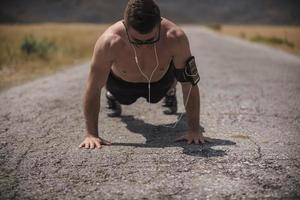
[185,56,200,85]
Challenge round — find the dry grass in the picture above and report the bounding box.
[3,23,298,91]
[216,25,300,56]
[0,23,108,91]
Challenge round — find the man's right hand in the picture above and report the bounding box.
[79,134,112,149]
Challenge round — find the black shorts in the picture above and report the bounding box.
[106,62,175,105]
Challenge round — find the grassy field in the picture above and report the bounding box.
[209,25,300,56]
[0,23,108,91]
[1,23,299,91]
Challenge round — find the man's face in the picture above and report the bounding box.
[124,22,161,45]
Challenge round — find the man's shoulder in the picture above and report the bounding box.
[163,18,187,42]
[95,21,125,52]
[162,18,189,53]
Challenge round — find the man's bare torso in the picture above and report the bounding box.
[101,18,182,83]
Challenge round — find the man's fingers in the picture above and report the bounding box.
[79,142,85,148]
[79,137,113,150]
[95,141,102,149]
[84,142,90,149]
[90,142,95,149]
[79,138,112,149]
[174,134,211,145]
[200,137,205,144]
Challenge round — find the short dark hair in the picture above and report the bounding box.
[124,0,161,34]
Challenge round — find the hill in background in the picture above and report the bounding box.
[0,0,300,25]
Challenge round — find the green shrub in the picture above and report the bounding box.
[20,35,56,58]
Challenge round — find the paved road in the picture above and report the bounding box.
[1,26,300,199]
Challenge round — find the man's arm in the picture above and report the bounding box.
[171,28,205,144]
[181,82,200,132]
[80,34,115,149]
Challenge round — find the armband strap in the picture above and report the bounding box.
[174,56,200,85]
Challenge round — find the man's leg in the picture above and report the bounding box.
[106,91,122,117]
[162,80,178,115]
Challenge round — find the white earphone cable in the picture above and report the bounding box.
[131,43,194,128]
[131,44,160,104]
[163,85,193,128]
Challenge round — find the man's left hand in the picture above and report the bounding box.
[175,130,211,144]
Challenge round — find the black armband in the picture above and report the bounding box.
[174,56,200,85]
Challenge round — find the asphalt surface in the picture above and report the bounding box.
[1,26,300,199]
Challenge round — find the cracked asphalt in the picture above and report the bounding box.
[1,26,300,199]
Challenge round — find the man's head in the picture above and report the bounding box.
[124,0,161,35]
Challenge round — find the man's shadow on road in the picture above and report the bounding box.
[111,114,236,157]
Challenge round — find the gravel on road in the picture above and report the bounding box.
[1,26,300,199]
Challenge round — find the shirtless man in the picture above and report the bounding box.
[79,0,207,149]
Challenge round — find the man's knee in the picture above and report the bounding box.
[106,90,137,105]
